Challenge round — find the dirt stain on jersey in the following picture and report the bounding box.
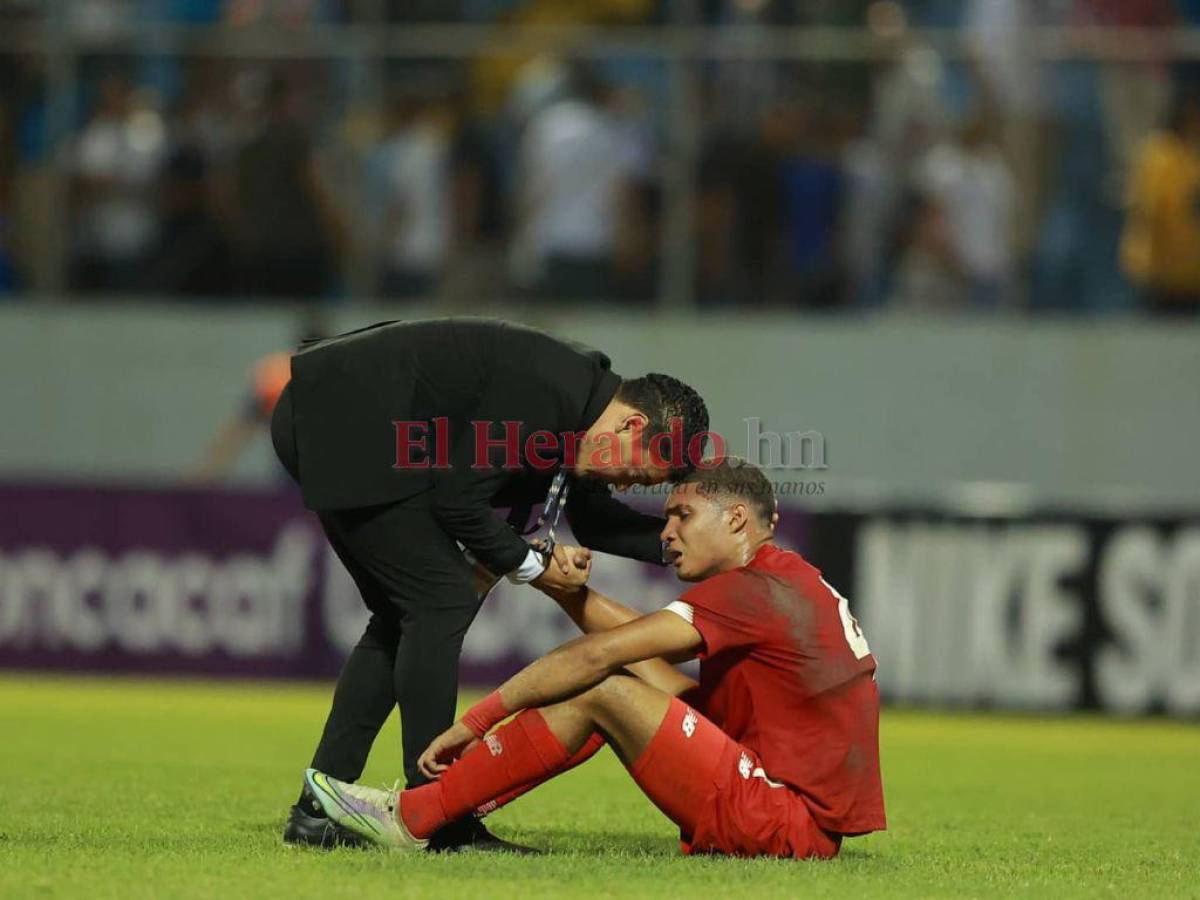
[750,569,862,695]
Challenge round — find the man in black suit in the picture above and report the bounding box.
[271,318,709,851]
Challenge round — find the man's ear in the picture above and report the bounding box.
[727,502,750,534]
[620,411,649,433]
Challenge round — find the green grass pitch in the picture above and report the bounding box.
[0,675,1196,899]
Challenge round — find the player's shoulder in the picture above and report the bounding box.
[677,566,745,611]
[680,549,802,610]
[748,544,846,611]
[749,543,825,582]
[681,565,750,595]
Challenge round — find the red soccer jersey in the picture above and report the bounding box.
[670,543,886,836]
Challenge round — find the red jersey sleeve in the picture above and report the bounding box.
[679,570,763,659]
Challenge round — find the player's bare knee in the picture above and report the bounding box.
[577,673,639,719]
[539,696,593,735]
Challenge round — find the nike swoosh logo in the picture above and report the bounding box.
[311,772,382,837]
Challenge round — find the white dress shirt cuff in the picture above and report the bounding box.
[507,548,548,584]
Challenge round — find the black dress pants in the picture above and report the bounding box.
[272,383,483,788]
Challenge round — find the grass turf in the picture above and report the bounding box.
[0,675,1196,899]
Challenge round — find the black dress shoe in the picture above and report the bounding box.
[426,816,541,854]
[282,804,370,849]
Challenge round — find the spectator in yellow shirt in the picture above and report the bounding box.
[1121,88,1200,314]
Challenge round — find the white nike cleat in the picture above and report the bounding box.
[303,768,428,851]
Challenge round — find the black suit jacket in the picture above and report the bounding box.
[289,317,664,574]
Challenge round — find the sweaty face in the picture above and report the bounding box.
[660,483,734,582]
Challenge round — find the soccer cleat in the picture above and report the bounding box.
[283,781,369,849]
[282,802,370,850]
[427,816,541,855]
[303,768,428,851]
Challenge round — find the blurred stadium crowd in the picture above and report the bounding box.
[0,0,1199,312]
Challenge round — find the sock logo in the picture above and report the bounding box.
[738,752,753,780]
[751,766,784,789]
[485,734,503,757]
[681,708,698,738]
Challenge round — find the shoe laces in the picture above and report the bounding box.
[378,779,401,817]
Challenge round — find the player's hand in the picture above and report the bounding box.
[418,721,479,779]
[530,539,591,575]
[531,543,592,595]
[552,541,591,575]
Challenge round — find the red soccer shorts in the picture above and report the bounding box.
[629,697,842,860]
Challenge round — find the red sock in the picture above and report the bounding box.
[475,730,606,817]
[399,710,575,839]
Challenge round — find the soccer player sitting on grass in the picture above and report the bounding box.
[305,459,886,859]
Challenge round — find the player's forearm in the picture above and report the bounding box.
[546,586,639,634]
[623,657,699,698]
[490,635,620,718]
[545,587,698,697]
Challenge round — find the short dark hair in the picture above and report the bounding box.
[678,457,775,527]
[616,373,709,476]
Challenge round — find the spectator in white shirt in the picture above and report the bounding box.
[911,115,1017,309]
[71,75,166,291]
[368,93,453,299]
[509,65,641,300]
